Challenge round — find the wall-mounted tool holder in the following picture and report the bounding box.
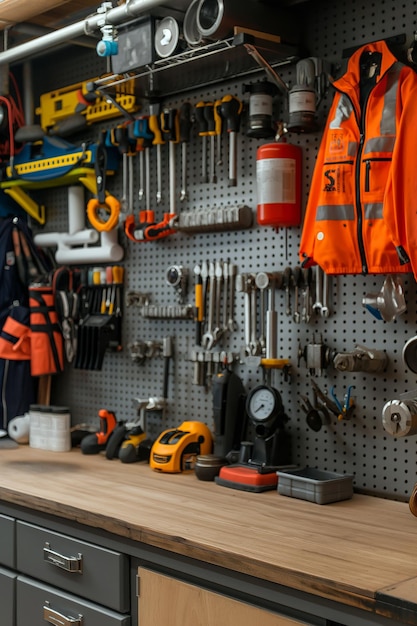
[74,265,124,371]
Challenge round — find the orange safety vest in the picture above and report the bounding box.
[29,285,64,376]
[299,40,417,278]
[0,305,31,360]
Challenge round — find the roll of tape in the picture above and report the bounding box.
[8,413,30,444]
[382,399,417,437]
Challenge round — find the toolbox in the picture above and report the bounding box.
[276,467,354,504]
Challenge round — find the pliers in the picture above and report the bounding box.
[331,385,355,420]
[310,378,355,421]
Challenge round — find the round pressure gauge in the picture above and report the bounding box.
[155,17,181,58]
[246,385,283,429]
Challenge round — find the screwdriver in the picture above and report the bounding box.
[161,107,180,216]
[220,94,243,187]
[148,100,165,204]
[133,117,154,204]
[112,125,135,213]
[214,99,223,166]
[179,101,192,201]
[195,101,209,183]
[112,265,125,317]
[203,102,216,184]
[102,266,115,315]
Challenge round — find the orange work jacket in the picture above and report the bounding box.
[299,40,417,278]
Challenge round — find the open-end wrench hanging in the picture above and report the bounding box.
[301,267,312,323]
[255,272,269,352]
[248,274,261,356]
[213,259,224,343]
[201,261,216,350]
[228,262,238,332]
[313,265,323,315]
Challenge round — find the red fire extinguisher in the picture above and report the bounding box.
[256,140,302,228]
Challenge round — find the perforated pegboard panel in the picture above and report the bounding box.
[29,0,417,500]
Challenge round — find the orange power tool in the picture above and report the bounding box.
[80,409,117,454]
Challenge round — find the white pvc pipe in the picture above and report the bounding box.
[0,0,169,66]
[68,185,85,234]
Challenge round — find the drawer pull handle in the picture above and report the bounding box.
[43,602,83,625]
[44,543,83,573]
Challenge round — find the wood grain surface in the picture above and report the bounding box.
[0,446,416,619]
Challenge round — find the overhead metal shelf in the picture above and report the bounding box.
[98,33,300,98]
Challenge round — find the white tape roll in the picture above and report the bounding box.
[8,413,30,444]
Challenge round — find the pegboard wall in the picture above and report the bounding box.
[28,0,417,501]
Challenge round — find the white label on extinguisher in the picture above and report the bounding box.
[257,157,296,204]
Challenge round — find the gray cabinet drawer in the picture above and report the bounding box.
[16,521,129,613]
[16,575,130,626]
[0,566,16,626]
[0,513,15,568]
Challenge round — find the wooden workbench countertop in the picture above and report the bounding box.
[0,446,416,623]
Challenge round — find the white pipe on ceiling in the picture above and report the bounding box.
[0,0,169,66]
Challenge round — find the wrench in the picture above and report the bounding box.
[236,273,251,354]
[200,260,209,327]
[212,260,224,343]
[301,267,312,323]
[292,266,301,323]
[266,278,277,359]
[228,262,238,332]
[248,274,261,356]
[201,262,216,350]
[321,272,331,317]
[313,265,323,315]
[222,260,229,335]
[255,272,271,352]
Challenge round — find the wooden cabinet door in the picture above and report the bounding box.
[138,567,311,626]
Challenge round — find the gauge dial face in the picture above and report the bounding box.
[247,386,278,422]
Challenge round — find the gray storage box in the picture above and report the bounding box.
[277,467,354,504]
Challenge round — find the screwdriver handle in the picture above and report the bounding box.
[179,102,192,143]
[161,108,180,143]
[112,265,125,284]
[133,117,154,146]
[195,101,208,136]
[214,99,223,135]
[203,102,215,135]
[220,95,243,133]
[149,114,164,145]
[113,126,131,154]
